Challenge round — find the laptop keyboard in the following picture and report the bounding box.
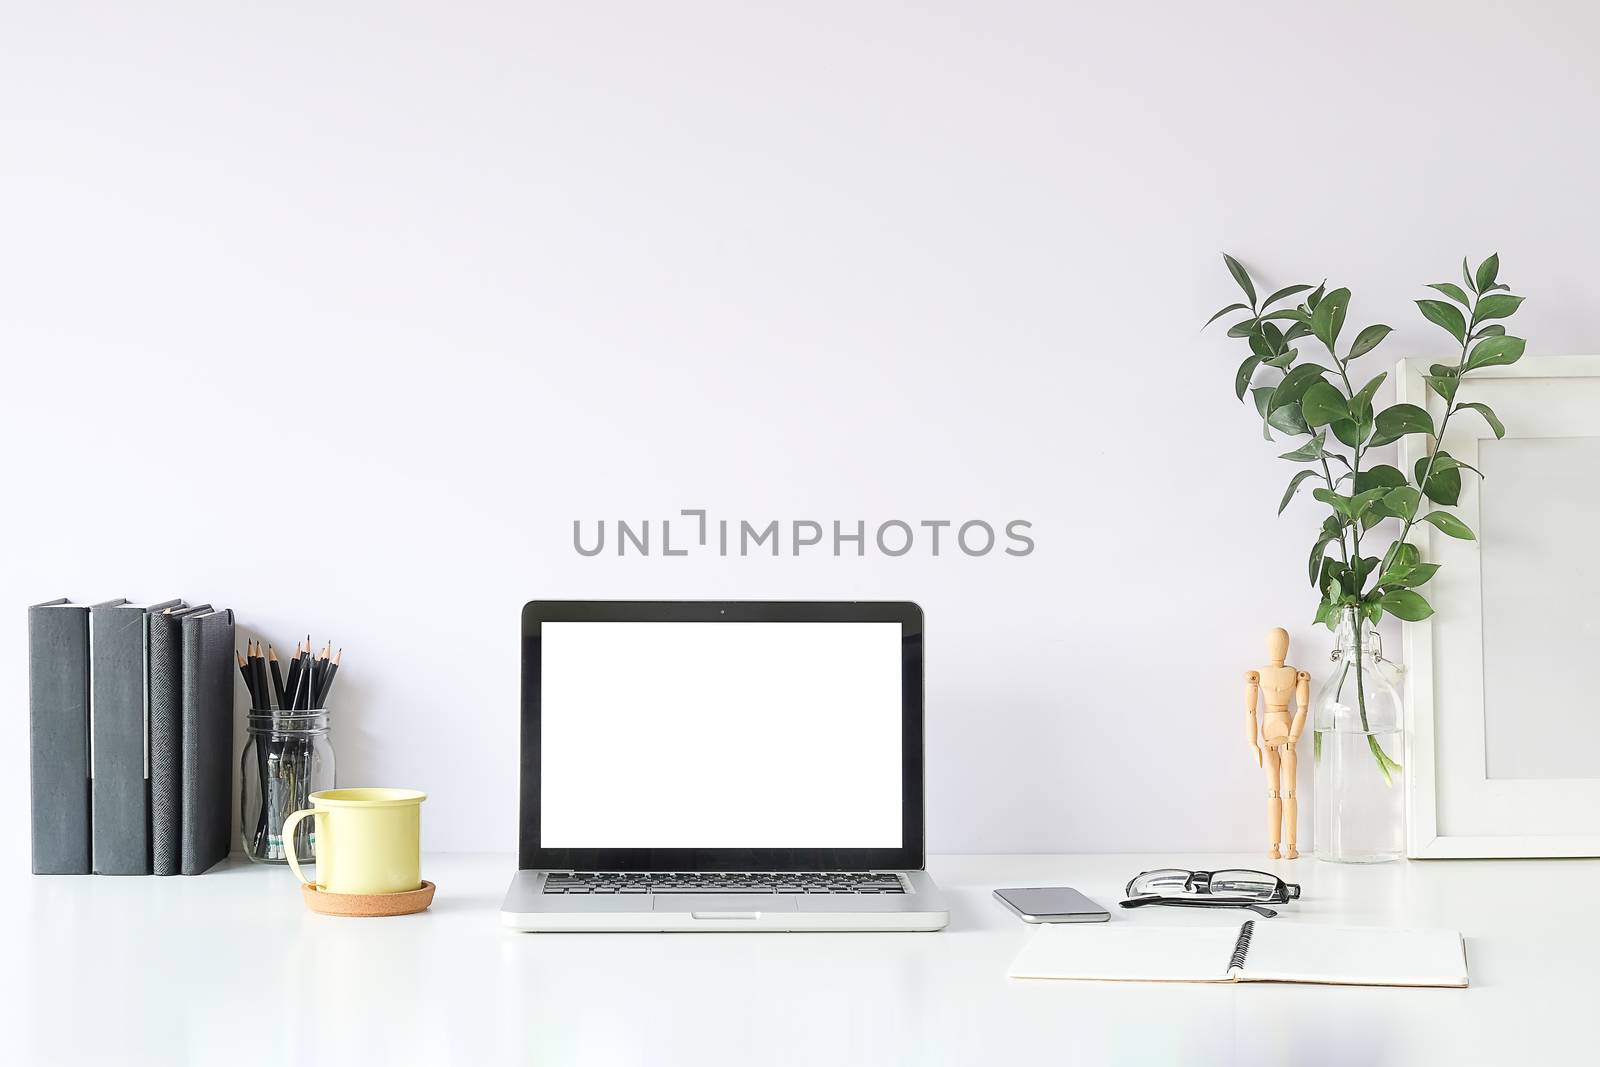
[543,871,906,895]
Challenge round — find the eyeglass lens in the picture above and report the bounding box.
[1125,868,1286,902]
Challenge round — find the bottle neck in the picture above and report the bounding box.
[1333,607,1379,663]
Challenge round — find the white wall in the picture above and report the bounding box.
[4,1,1597,857]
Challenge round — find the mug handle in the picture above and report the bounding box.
[282,808,322,888]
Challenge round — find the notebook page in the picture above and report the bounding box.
[1008,923,1242,983]
[1238,924,1468,988]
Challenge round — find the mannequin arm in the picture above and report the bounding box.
[1244,671,1261,766]
[1287,670,1311,743]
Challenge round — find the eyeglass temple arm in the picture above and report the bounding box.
[1120,896,1279,919]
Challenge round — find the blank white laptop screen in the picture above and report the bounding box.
[539,621,903,849]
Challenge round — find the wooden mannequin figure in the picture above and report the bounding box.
[1244,628,1310,859]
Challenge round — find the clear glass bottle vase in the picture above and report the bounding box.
[1313,609,1405,863]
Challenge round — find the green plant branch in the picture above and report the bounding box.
[1208,253,1527,784]
[1393,303,1477,550]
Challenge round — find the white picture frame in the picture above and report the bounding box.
[1400,354,1600,857]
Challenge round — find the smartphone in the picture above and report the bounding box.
[993,886,1110,923]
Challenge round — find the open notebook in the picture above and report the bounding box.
[1009,920,1468,988]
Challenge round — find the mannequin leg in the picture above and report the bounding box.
[1281,744,1299,860]
[1262,745,1282,859]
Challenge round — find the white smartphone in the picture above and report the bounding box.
[993,886,1110,923]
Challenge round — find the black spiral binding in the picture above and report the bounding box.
[1228,920,1256,971]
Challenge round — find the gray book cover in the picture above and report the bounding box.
[90,598,181,875]
[149,605,210,876]
[180,608,235,875]
[29,599,93,874]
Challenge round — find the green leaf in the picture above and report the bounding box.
[1283,321,1313,343]
[1204,302,1251,330]
[1381,561,1440,589]
[1234,354,1264,400]
[1300,381,1350,427]
[1313,487,1357,519]
[1227,318,1258,338]
[1464,335,1526,371]
[1262,308,1312,323]
[1279,434,1327,463]
[1354,464,1406,493]
[1223,253,1256,305]
[1416,299,1466,343]
[1421,511,1475,539]
[1379,589,1434,622]
[1264,348,1297,370]
[1474,293,1524,322]
[1426,453,1481,480]
[1267,403,1310,436]
[1370,403,1436,447]
[1351,372,1387,420]
[1415,454,1462,506]
[1278,469,1321,515]
[1309,535,1337,587]
[1462,256,1475,294]
[1461,401,1505,438]
[1311,287,1350,350]
[1369,733,1402,784]
[1272,362,1328,410]
[1348,488,1389,521]
[1347,324,1393,359]
[1474,324,1506,338]
[1428,282,1471,306]
[1383,485,1421,519]
[1383,541,1420,571]
[1330,417,1368,449]
[1425,374,1459,403]
[1263,284,1313,308]
[1306,282,1327,309]
[1475,253,1500,293]
[1318,556,1347,594]
[1251,387,1275,419]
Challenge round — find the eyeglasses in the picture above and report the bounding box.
[1121,868,1301,918]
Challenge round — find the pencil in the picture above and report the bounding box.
[283,641,304,710]
[315,648,341,707]
[251,641,269,711]
[308,643,329,709]
[291,644,314,711]
[237,651,255,704]
[268,645,287,708]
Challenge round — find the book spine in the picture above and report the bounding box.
[180,609,234,875]
[28,603,92,874]
[1229,920,1256,971]
[148,614,184,876]
[91,604,153,875]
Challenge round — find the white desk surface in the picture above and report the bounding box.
[2,851,1593,1066]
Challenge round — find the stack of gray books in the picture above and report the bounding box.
[28,598,234,876]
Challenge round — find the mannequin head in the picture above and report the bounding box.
[1266,627,1290,667]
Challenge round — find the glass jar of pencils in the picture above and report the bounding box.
[241,710,336,864]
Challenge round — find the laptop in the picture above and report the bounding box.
[500,600,949,932]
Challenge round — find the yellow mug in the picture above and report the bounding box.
[283,788,426,895]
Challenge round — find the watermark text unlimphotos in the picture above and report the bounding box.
[572,511,1034,558]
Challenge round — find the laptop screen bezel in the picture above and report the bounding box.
[519,600,925,872]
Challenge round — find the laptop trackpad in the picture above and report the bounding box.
[652,895,798,914]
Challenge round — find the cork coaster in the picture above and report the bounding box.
[301,880,436,917]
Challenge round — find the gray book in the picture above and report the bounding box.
[149,604,211,876]
[29,599,96,874]
[90,598,182,875]
[180,608,235,875]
